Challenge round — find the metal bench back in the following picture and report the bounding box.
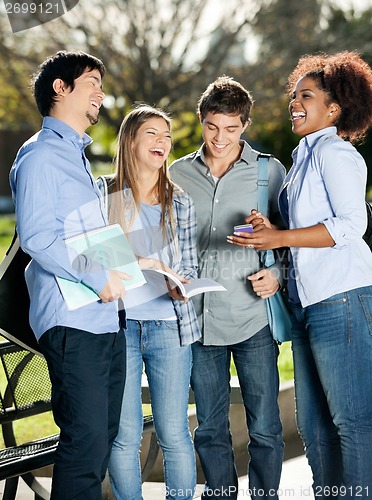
[0,341,52,427]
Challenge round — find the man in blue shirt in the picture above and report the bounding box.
[10,51,129,500]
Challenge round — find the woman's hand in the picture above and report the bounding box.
[227,209,283,250]
[227,225,283,250]
[137,257,190,302]
[247,268,279,299]
[166,281,189,303]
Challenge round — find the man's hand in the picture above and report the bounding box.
[245,209,278,230]
[98,270,132,303]
[247,268,279,299]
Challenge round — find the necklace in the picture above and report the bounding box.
[142,192,159,206]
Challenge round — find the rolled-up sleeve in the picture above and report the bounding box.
[318,141,367,248]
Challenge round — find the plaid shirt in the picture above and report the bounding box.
[168,188,201,345]
[97,177,201,346]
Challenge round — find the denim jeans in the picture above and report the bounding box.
[291,286,372,500]
[109,319,196,500]
[191,325,284,500]
[39,326,126,500]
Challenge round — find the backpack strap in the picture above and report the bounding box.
[257,154,275,267]
[257,154,270,217]
[97,174,109,202]
[97,175,116,217]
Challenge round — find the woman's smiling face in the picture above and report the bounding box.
[289,76,337,137]
[131,117,172,172]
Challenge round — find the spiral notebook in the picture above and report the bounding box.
[56,224,146,310]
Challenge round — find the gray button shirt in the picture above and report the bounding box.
[170,141,285,345]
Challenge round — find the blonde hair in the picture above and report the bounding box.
[109,104,177,239]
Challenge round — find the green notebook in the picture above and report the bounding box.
[56,224,146,310]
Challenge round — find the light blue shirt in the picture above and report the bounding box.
[124,202,176,320]
[280,127,372,307]
[10,117,120,340]
[97,176,201,346]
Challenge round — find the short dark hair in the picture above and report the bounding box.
[32,50,106,117]
[197,76,254,125]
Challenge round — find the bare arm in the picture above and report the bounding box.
[228,223,335,250]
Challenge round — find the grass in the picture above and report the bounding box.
[0,214,15,257]
[0,214,294,446]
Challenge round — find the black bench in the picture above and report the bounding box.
[0,340,58,499]
[0,339,157,499]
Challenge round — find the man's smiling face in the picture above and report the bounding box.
[201,112,248,165]
[61,68,105,134]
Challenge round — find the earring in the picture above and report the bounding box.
[329,111,333,116]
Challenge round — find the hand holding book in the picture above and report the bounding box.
[56,224,146,310]
[98,269,133,303]
[137,257,191,302]
[138,258,226,300]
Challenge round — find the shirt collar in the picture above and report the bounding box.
[239,141,254,164]
[192,140,252,167]
[303,126,337,148]
[292,126,337,160]
[42,116,93,148]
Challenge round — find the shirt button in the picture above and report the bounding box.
[212,227,217,231]
[215,199,219,203]
[205,309,209,313]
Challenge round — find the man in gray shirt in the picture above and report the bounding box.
[170,76,285,500]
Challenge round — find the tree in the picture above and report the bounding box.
[234,0,372,177]
[319,3,372,187]
[0,0,260,156]
[1,0,372,183]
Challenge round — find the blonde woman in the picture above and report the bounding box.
[98,105,200,500]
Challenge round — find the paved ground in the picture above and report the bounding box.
[0,455,314,499]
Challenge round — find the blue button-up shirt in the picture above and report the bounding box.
[10,117,120,340]
[280,127,372,307]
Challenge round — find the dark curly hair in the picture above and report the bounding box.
[197,75,254,126]
[286,51,372,144]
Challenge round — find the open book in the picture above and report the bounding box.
[56,224,146,310]
[142,268,226,299]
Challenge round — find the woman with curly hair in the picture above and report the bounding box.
[230,51,372,498]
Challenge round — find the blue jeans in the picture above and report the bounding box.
[109,319,196,500]
[291,286,372,500]
[191,326,284,500]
